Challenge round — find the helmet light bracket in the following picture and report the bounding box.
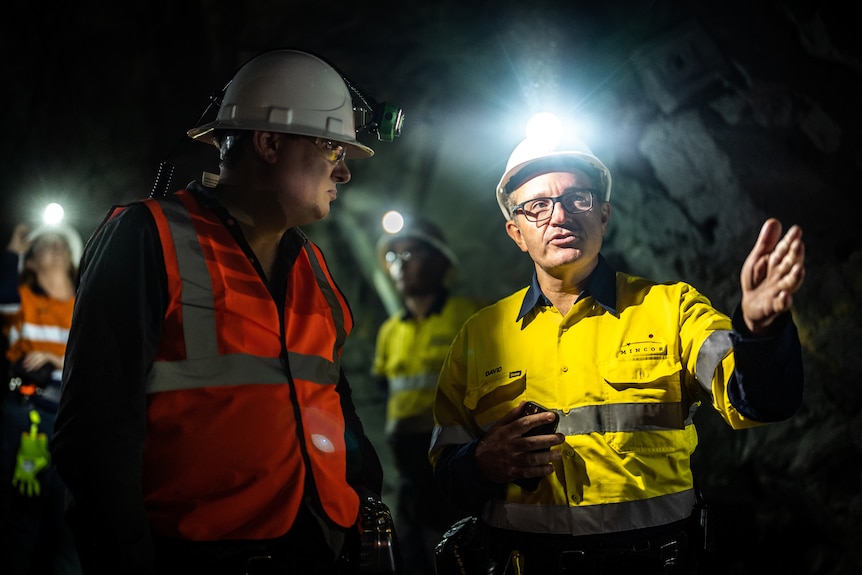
[340,74,404,142]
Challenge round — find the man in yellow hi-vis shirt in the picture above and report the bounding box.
[430,135,805,574]
[373,218,482,575]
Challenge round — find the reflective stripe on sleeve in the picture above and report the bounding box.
[0,302,21,314]
[430,424,475,451]
[695,330,733,397]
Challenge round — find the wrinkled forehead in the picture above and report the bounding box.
[510,168,596,202]
[507,157,600,194]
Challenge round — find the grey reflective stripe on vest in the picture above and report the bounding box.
[158,197,218,360]
[389,373,438,394]
[556,401,691,435]
[695,330,733,398]
[145,198,341,394]
[482,489,696,535]
[302,241,347,361]
[147,355,287,392]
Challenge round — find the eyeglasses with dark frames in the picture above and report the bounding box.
[512,189,597,222]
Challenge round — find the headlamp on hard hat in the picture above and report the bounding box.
[341,74,404,143]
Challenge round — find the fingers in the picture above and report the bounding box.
[8,224,32,254]
[741,220,806,332]
[771,226,806,293]
[21,352,51,371]
[499,401,529,427]
[768,224,802,265]
[476,416,564,484]
[753,218,783,258]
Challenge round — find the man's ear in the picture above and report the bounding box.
[600,202,611,236]
[505,220,529,253]
[251,131,281,164]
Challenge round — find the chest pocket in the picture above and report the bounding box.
[599,354,683,404]
[464,370,527,424]
[598,354,688,444]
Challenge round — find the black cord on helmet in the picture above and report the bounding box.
[149,84,228,199]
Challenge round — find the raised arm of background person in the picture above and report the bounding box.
[0,251,21,303]
[51,204,165,575]
[0,224,29,302]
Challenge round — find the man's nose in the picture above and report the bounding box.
[548,199,570,223]
[334,161,351,184]
[388,260,403,280]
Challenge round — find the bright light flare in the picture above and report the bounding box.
[381,210,404,234]
[42,203,65,225]
[525,113,562,145]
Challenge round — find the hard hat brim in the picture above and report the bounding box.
[186,123,375,159]
[496,151,612,220]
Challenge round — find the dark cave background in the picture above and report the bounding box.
[2,1,861,573]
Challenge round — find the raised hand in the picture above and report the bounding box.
[7,223,31,255]
[740,218,806,334]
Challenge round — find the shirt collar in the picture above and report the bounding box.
[516,254,618,320]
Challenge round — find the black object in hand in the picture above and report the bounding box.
[514,401,560,491]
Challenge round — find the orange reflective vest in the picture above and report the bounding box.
[139,190,358,540]
[2,284,74,395]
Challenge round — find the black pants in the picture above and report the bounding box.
[389,432,462,575]
[152,504,352,575]
[491,521,697,575]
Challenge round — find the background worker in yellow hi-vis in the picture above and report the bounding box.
[372,218,482,575]
[430,134,806,575]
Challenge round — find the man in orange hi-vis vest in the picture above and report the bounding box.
[51,49,405,575]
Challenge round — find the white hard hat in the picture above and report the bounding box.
[496,136,612,220]
[26,223,83,265]
[187,49,374,159]
[376,218,459,269]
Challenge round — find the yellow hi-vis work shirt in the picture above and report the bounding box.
[430,257,764,536]
[373,294,480,435]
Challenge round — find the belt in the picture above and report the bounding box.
[489,521,691,574]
